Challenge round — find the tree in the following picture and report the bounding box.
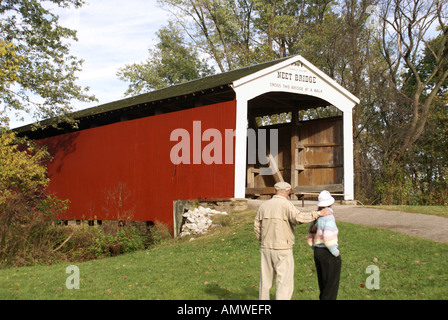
[158,0,254,72]
[117,22,214,96]
[0,129,50,205]
[0,129,72,266]
[377,0,448,163]
[158,0,336,71]
[0,39,21,125]
[401,35,448,204]
[411,91,448,205]
[124,0,447,205]
[0,0,97,128]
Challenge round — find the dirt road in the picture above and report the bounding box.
[332,206,448,243]
[247,200,448,243]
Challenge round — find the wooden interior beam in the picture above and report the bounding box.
[267,153,284,183]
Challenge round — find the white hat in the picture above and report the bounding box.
[317,190,334,207]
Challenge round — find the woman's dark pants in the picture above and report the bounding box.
[314,247,341,300]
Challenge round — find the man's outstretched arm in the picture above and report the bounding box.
[295,208,331,224]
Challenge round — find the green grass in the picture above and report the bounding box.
[365,205,448,218]
[0,209,447,300]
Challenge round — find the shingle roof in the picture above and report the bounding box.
[15,57,290,134]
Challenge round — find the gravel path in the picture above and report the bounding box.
[332,206,448,243]
[247,200,448,243]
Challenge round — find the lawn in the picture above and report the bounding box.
[0,208,447,300]
[366,205,448,218]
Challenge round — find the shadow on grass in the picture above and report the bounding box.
[204,282,258,300]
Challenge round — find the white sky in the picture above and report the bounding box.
[10,0,171,128]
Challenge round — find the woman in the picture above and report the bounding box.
[307,190,341,300]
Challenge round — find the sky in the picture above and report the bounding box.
[10,0,171,128]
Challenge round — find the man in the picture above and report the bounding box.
[254,182,330,300]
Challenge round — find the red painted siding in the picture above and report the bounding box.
[38,101,236,226]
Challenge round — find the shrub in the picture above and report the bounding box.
[373,161,417,205]
[0,130,50,205]
[147,221,173,245]
[88,225,146,258]
[0,194,70,267]
[0,130,71,267]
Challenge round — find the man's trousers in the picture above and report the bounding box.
[259,248,294,300]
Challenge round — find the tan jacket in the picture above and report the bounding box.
[254,195,320,250]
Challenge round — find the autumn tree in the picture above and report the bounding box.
[0,129,71,266]
[0,39,21,125]
[0,130,49,205]
[0,1,85,265]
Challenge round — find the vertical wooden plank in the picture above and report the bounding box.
[297,117,344,187]
[40,101,237,226]
[290,110,299,190]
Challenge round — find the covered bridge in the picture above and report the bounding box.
[17,55,359,226]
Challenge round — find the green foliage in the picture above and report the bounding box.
[0,129,50,204]
[117,22,214,96]
[0,0,97,128]
[0,129,71,267]
[0,40,22,124]
[35,195,70,218]
[158,0,340,71]
[89,226,146,259]
[373,161,416,205]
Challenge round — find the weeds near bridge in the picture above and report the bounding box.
[0,177,174,269]
[0,194,70,267]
